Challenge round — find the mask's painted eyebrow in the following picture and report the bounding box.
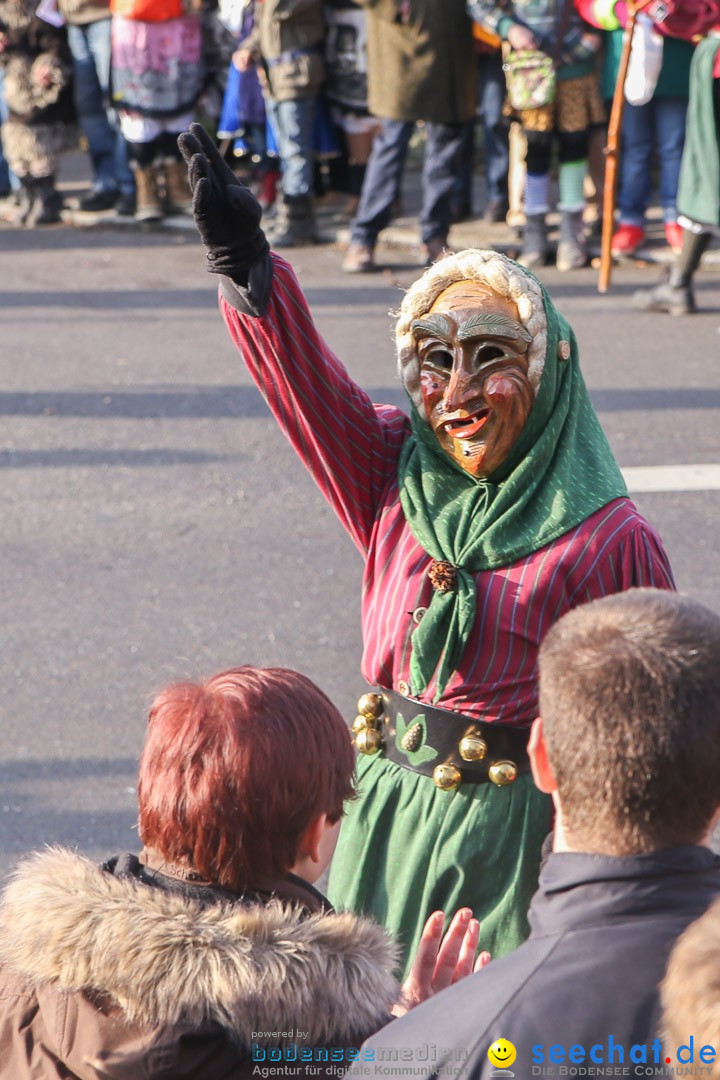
[457,312,533,344]
[410,314,454,340]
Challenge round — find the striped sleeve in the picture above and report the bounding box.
[618,521,676,590]
[220,254,409,555]
[567,504,676,604]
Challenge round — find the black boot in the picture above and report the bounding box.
[270,194,317,247]
[14,176,36,226]
[633,230,710,316]
[26,176,63,226]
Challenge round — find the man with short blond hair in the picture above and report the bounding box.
[355,589,720,1079]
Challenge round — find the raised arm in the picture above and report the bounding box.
[178,124,408,555]
[220,257,408,555]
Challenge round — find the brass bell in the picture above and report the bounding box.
[355,728,384,755]
[353,714,379,734]
[433,763,462,791]
[458,734,488,762]
[357,693,384,720]
[488,760,517,787]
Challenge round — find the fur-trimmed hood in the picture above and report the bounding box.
[0,847,400,1049]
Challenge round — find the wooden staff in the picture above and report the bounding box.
[598,4,638,293]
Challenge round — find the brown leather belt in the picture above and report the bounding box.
[353,688,530,790]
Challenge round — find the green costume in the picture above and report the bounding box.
[327,251,672,974]
[677,36,720,228]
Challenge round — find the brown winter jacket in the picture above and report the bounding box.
[55,0,111,27]
[245,0,325,102]
[0,848,400,1080]
[357,0,476,124]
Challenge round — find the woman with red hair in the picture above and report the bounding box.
[0,665,480,1079]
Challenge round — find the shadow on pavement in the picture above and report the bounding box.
[0,449,238,468]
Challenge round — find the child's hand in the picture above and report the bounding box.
[393,908,487,1016]
[507,23,539,49]
[232,47,252,71]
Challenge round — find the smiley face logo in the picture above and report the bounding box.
[487,1039,517,1069]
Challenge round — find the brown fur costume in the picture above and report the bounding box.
[0,0,75,176]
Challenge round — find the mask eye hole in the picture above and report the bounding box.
[476,345,505,364]
[425,350,453,370]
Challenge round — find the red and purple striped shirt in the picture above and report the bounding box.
[221,254,675,727]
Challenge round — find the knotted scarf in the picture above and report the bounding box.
[398,275,627,700]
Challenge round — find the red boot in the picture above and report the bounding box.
[258,170,279,211]
[664,222,684,253]
[611,224,645,255]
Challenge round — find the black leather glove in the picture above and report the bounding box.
[177,123,272,314]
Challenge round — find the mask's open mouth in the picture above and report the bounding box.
[443,408,491,440]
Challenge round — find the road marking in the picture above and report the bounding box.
[622,465,720,493]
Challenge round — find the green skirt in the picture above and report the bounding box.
[327,753,551,977]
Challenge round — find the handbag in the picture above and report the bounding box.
[502,47,556,111]
[624,13,664,106]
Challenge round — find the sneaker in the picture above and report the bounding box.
[664,222,684,253]
[342,241,375,273]
[611,224,645,256]
[78,188,118,213]
[115,191,136,216]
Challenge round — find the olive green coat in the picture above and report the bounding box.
[357,0,477,124]
[245,0,325,103]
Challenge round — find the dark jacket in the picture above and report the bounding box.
[0,847,400,1080]
[356,846,720,1079]
[245,0,325,102]
[357,0,476,124]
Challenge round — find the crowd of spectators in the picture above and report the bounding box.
[0,0,713,275]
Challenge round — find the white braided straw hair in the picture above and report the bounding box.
[395,249,547,419]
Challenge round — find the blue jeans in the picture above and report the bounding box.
[618,96,688,226]
[67,19,134,196]
[0,68,19,193]
[267,97,316,198]
[478,51,509,202]
[351,118,466,247]
[454,52,510,211]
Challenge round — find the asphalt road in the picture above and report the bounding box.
[1,218,719,881]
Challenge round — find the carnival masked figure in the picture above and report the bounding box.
[179,124,675,972]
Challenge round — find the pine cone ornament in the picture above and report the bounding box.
[428,560,457,593]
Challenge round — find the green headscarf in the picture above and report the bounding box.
[395,251,627,700]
